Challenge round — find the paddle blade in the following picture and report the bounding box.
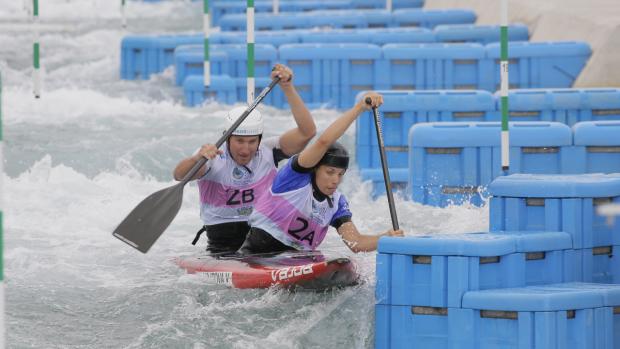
[112,183,185,253]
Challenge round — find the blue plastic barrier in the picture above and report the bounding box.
[211,0,425,26]
[359,168,409,197]
[351,0,424,9]
[458,286,607,349]
[219,13,304,31]
[174,46,229,86]
[212,1,352,26]
[492,231,581,283]
[278,43,383,108]
[183,75,237,107]
[434,24,529,44]
[377,285,610,349]
[213,2,284,26]
[224,44,279,87]
[392,8,476,29]
[539,282,620,346]
[173,44,278,87]
[120,32,301,81]
[576,89,620,122]
[376,232,575,308]
[572,121,620,174]
[482,41,592,91]
[154,35,205,74]
[577,246,620,283]
[301,29,371,44]
[409,122,573,207]
[379,43,486,90]
[219,11,367,31]
[121,26,435,82]
[216,30,302,46]
[211,2,254,26]
[121,34,207,80]
[356,90,496,171]
[120,36,159,80]
[220,8,475,31]
[370,27,436,45]
[498,88,620,126]
[489,173,620,249]
[233,76,281,108]
[182,75,281,108]
[354,9,394,29]
[300,27,435,45]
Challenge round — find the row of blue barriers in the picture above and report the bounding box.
[210,0,424,26]
[376,173,620,348]
[378,282,620,348]
[170,41,590,108]
[357,89,620,167]
[120,24,530,81]
[218,8,476,31]
[362,120,620,207]
[490,174,620,249]
[356,88,620,164]
[143,0,423,23]
[355,88,620,202]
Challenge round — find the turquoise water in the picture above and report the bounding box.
[0,1,488,348]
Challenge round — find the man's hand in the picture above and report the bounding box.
[197,144,223,160]
[271,63,293,88]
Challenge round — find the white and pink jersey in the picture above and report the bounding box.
[197,136,284,225]
[249,157,353,251]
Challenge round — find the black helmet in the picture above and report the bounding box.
[318,142,349,170]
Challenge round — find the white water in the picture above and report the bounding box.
[0,1,488,348]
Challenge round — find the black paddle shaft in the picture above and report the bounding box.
[365,97,400,231]
[112,77,280,253]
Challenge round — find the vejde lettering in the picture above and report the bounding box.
[270,265,314,282]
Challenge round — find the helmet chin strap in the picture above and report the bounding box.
[311,172,333,208]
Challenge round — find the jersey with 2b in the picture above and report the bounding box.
[197,137,285,225]
[249,157,352,250]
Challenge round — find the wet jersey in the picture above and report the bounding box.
[249,156,352,251]
[197,136,286,225]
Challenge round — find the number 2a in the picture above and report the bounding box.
[288,217,315,245]
[226,189,254,205]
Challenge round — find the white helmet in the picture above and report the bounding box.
[224,106,263,136]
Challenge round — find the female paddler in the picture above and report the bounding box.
[239,92,404,254]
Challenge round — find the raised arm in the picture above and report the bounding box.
[336,221,404,253]
[273,64,317,156]
[297,91,383,169]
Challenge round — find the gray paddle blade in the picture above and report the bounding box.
[112,183,185,253]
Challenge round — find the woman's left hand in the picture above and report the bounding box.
[384,229,404,237]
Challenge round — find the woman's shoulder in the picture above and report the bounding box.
[272,157,312,193]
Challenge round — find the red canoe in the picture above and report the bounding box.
[174,250,359,290]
